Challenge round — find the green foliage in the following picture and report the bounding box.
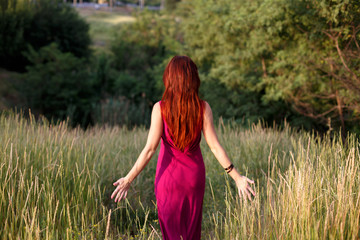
[0,68,22,109]
[177,0,314,128]
[3,0,359,132]
[0,0,91,71]
[22,43,99,127]
[104,10,183,125]
[165,0,181,11]
[93,53,118,96]
[199,78,320,130]
[0,0,33,71]
[179,0,360,133]
[25,0,91,58]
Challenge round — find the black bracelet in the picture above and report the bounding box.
[224,163,234,173]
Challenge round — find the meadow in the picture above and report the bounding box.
[76,8,135,53]
[1,4,359,238]
[0,110,359,239]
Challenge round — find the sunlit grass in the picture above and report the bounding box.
[0,110,359,239]
[86,14,135,25]
[76,9,135,53]
[77,9,135,25]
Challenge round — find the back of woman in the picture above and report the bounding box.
[155,56,206,239]
[111,56,255,240]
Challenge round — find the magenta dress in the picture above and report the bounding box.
[154,103,206,240]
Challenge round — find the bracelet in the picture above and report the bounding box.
[224,163,234,173]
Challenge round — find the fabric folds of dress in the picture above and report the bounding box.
[154,102,205,240]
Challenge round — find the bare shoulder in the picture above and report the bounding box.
[203,100,210,110]
[152,101,162,117]
[153,101,161,110]
[202,100,212,118]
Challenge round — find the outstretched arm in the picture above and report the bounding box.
[202,101,255,200]
[111,102,163,202]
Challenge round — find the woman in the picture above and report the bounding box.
[111,56,255,239]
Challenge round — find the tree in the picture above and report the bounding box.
[179,0,360,133]
[110,10,183,103]
[260,0,360,136]
[165,0,181,11]
[22,43,99,127]
[0,0,91,71]
[0,0,33,71]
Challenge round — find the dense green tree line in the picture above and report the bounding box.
[179,0,360,134]
[0,0,359,133]
[96,0,360,133]
[0,0,91,71]
[0,0,98,127]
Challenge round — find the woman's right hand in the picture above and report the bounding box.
[235,175,256,200]
[111,177,131,202]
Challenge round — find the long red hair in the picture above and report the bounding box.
[161,56,204,151]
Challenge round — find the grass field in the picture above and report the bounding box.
[76,8,136,53]
[0,111,359,239]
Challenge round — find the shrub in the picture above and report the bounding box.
[22,43,99,127]
[0,0,91,72]
[107,10,181,125]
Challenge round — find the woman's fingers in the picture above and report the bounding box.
[247,178,255,184]
[111,181,121,199]
[119,190,128,202]
[113,189,120,201]
[247,185,256,197]
[111,187,119,199]
[111,185,123,200]
[118,191,125,202]
[114,188,129,202]
[239,188,252,201]
[113,178,122,186]
[115,190,124,202]
[239,189,246,200]
[111,178,131,202]
[245,190,252,200]
[237,178,256,201]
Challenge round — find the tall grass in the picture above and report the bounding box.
[0,111,359,239]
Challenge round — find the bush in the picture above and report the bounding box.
[199,77,321,130]
[0,0,91,72]
[107,10,182,126]
[179,0,360,134]
[21,43,99,127]
[0,2,33,71]
[25,0,91,59]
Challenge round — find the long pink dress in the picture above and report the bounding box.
[154,102,206,240]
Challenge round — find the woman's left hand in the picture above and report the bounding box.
[111,177,131,202]
[235,175,256,201]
